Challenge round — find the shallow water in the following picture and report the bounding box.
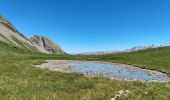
[38,60,170,82]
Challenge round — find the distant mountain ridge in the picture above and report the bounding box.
[79,50,120,55]
[124,45,166,52]
[79,45,168,55]
[0,15,65,54]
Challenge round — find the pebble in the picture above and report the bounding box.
[37,60,170,82]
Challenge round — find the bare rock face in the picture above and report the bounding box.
[30,35,65,54]
[0,16,27,39]
[0,15,37,51]
[0,15,66,54]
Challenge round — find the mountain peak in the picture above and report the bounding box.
[30,35,65,54]
[0,15,65,55]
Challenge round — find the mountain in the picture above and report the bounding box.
[124,45,160,52]
[79,45,166,55]
[79,50,120,55]
[0,15,65,54]
[30,35,65,54]
[0,16,28,39]
[0,16,37,51]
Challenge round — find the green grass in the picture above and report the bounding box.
[0,34,15,45]
[11,36,38,51]
[106,47,170,74]
[0,42,170,100]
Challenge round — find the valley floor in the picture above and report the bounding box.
[0,42,170,100]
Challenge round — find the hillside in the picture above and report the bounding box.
[102,46,170,74]
[30,35,65,54]
[0,16,37,51]
[0,15,65,54]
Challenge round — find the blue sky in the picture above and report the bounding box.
[0,0,170,53]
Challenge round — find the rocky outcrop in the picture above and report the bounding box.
[0,15,66,54]
[30,35,65,54]
[0,16,27,39]
[0,16,37,51]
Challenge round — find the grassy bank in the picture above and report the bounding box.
[74,46,170,75]
[28,46,170,74]
[0,42,170,100]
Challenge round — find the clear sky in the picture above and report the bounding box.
[0,0,169,53]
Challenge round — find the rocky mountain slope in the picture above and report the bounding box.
[0,16,37,51]
[30,35,65,54]
[0,15,65,54]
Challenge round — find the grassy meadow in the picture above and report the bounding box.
[0,42,170,100]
